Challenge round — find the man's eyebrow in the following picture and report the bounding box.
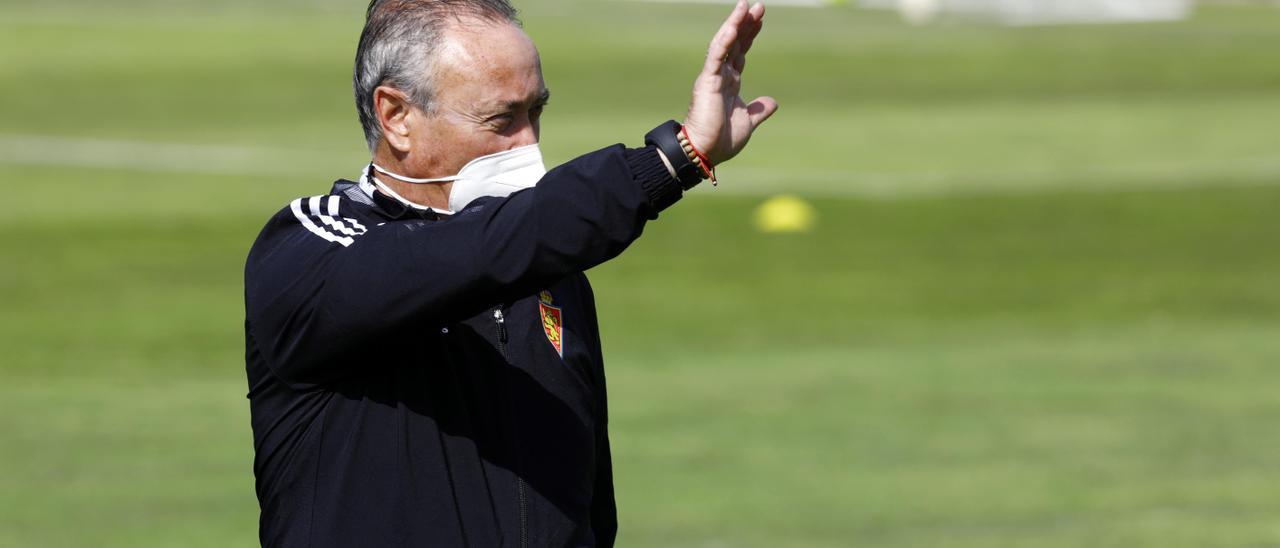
[489,90,551,112]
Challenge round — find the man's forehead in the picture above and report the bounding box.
[433,21,545,109]
[435,19,537,70]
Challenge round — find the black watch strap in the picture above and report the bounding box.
[644,120,703,191]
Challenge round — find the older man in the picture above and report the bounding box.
[244,0,775,546]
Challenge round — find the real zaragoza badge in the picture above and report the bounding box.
[538,290,564,357]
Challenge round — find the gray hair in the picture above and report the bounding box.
[354,0,521,151]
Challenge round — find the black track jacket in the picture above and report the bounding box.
[244,145,683,547]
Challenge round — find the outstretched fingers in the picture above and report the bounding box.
[729,3,765,75]
[738,3,766,58]
[703,0,750,76]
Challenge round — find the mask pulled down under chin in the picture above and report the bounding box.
[369,144,548,214]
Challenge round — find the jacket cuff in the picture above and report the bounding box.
[625,146,683,213]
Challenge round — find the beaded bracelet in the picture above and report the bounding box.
[678,126,717,186]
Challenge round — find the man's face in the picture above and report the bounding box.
[407,20,548,178]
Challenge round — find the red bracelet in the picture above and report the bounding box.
[680,126,717,186]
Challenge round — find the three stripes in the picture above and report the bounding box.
[290,195,369,247]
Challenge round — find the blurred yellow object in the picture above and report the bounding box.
[754,194,817,233]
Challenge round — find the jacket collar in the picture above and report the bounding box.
[329,169,444,222]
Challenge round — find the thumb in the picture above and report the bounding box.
[746,96,779,128]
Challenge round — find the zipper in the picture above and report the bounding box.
[493,308,528,548]
[494,308,509,349]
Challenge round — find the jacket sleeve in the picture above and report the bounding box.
[244,145,681,389]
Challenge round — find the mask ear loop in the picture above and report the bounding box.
[371,163,461,184]
[365,164,454,216]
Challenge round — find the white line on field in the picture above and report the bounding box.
[715,156,1280,198]
[2,133,1278,198]
[0,134,354,177]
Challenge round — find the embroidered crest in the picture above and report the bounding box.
[538,290,563,357]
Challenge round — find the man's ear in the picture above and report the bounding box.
[374,85,414,153]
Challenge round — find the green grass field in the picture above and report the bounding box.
[3,1,1280,546]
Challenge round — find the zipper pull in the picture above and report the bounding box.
[494,308,508,343]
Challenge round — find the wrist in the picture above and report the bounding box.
[654,147,677,179]
[643,120,714,190]
[678,121,715,164]
[677,125,717,186]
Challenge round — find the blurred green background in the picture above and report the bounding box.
[3,0,1280,546]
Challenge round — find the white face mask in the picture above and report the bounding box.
[367,144,547,215]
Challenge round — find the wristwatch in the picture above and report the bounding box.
[645,120,706,191]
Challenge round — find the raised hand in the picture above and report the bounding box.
[682,0,778,167]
